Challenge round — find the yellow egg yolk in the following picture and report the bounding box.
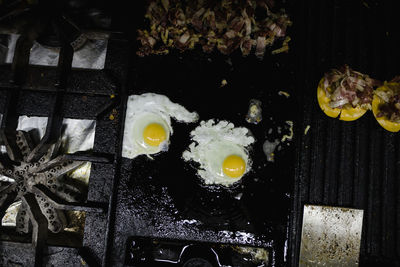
[222,155,246,178]
[143,123,167,146]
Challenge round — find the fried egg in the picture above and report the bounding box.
[183,120,255,186]
[122,93,199,159]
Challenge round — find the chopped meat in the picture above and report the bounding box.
[137,0,291,58]
[376,80,400,123]
[255,36,266,58]
[323,65,381,109]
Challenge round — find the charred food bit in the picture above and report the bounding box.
[272,36,290,54]
[246,99,262,124]
[304,125,310,135]
[278,90,290,98]
[263,139,279,162]
[281,120,293,142]
[137,0,292,58]
[220,79,228,87]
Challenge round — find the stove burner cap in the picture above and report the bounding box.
[182,258,213,267]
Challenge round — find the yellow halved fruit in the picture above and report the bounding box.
[317,78,367,121]
[372,83,400,132]
[222,155,246,178]
[143,123,167,146]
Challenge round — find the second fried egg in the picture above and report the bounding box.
[183,120,255,186]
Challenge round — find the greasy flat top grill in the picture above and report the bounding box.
[289,0,400,266]
[1,0,400,266]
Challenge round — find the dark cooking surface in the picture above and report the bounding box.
[1,0,400,266]
[289,0,400,266]
[111,37,298,266]
[108,1,298,265]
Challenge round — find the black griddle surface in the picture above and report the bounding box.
[111,45,298,264]
[289,0,400,266]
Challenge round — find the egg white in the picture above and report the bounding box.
[122,93,199,159]
[124,112,171,158]
[183,120,254,186]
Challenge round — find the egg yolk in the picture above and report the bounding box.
[222,155,246,178]
[143,123,167,146]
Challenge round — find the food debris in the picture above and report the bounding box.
[220,79,228,87]
[110,94,115,99]
[109,108,118,121]
[246,99,262,124]
[137,0,292,58]
[272,36,291,54]
[234,246,269,264]
[234,192,243,200]
[281,120,293,142]
[263,139,280,162]
[278,90,290,98]
[304,125,310,135]
[362,1,370,8]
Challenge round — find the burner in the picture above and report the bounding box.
[125,237,270,266]
[0,0,125,262]
[0,130,85,233]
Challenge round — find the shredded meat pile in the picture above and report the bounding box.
[137,0,291,58]
[323,65,381,110]
[376,76,400,123]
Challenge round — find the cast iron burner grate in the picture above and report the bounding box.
[0,1,127,266]
[0,129,88,234]
[0,128,106,266]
